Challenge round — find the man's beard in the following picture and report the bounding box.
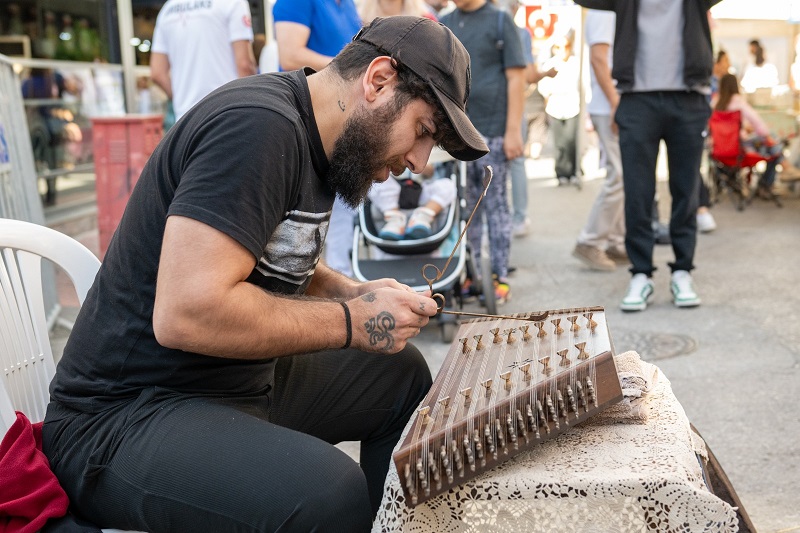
[327,99,405,209]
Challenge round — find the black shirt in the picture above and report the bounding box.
[50,70,334,412]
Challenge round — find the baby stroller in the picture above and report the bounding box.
[350,149,499,342]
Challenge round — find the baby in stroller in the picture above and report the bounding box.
[370,164,457,241]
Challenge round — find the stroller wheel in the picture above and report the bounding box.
[480,249,498,316]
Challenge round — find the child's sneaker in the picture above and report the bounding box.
[494,278,511,305]
[378,210,407,240]
[406,207,436,239]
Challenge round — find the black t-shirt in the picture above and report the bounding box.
[50,70,334,412]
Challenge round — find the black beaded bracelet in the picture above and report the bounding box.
[340,301,352,349]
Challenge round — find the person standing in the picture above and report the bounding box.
[537,34,581,186]
[424,0,449,14]
[150,0,257,121]
[572,9,626,271]
[360,0,437,23]
[273,0,362,71]
[740,38,779,94]
[695,49,731,234]
[574,0,722,311]
[441,0,527,304]
[506,0,556,238]
[273,0,364,277]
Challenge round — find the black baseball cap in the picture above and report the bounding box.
[353,16,489,162]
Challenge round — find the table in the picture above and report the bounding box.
[372,353,739,533]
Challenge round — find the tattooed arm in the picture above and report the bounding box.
[307,262,437,354]
[307,261,421,300]
[346,287,437,354]
[154,216,435,358]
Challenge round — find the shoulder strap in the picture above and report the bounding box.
[496,9,505,51]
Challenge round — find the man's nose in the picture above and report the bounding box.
[406,138,436,174]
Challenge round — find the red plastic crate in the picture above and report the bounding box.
[91,114,162,256]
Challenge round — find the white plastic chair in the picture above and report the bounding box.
[0,218,100,425]
[0,218,144,533]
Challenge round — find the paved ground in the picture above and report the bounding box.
[48,153,800,533]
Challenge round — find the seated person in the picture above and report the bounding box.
[41,17,489,533]
[370,163,457,240]
[712,73,800,189]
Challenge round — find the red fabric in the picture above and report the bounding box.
[0,412,69,533]
[709,110,743,160]
[709,110,771,168]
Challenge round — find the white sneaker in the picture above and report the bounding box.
[378,210,407,240]
[512,218,531,238]
[620,273,654,312]
[406,207,436,239]
[671,270,701,308]
[696,211,717,233]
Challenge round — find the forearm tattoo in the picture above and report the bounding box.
[365,311,395,352]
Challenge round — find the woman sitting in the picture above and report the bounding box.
[712,73,800,191]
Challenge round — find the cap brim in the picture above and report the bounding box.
[430,84,489,162]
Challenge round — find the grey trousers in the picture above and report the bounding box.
[577,114,625,250]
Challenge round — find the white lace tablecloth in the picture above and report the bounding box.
[372,358,738,533]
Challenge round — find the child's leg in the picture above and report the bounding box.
[419,178,457,214]
[368,178,402,214]
[370,178,407,240]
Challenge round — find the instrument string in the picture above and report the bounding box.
[420,166,541,324]
[400,307,613,503]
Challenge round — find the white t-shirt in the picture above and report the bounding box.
[585,10,615,116]
[740,62,779,93]
[152,0,254,119]
[538,54,581,120]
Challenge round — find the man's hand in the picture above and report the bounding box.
[356,278,418,297]
[346,286,437,355]
[504,128,524,160]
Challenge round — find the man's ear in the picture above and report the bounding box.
[362,56,398,104]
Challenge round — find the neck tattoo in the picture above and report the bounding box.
[338,100,346,112]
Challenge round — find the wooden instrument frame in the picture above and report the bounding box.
[393,306,623,507]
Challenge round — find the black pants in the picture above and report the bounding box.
[615,91,710,276]
[549,114,579,179]
[42,346,432,533]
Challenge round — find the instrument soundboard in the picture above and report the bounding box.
[394,306,623,506]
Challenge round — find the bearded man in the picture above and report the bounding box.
[41,17,488,533]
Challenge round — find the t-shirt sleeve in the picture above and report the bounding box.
[518,27,534,65]
[273,0,314,27]
[585,10,615,47]
[502,13,527,70]
[228,0,254,43]
[151,12,168,54]
[167,107,301,260]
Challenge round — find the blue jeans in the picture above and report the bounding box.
[615,91,710,276]
[509,120,529,224]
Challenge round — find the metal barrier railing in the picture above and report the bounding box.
[0,53,57,324]
[0,53,44,223]
[9,56,129,203]
[1,56,169,209]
